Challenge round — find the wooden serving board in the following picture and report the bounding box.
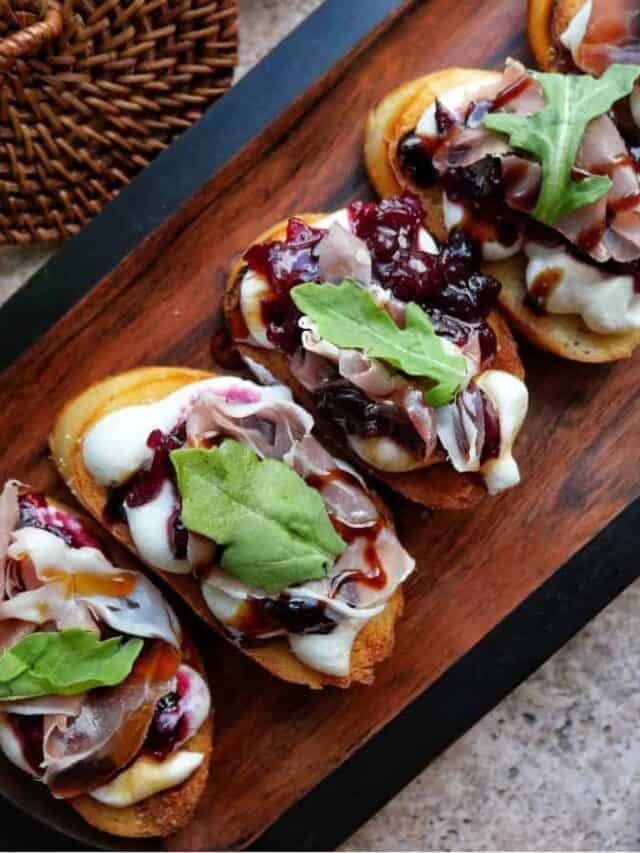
[1,0,640,849]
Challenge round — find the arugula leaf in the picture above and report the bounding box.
[0,629,143,700]
[172,440,346,594]
[484,64,640,226]
[290,279,467,407]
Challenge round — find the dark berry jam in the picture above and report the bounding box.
[168,507,189,561]
[349,193,424,264]
[145,669,190,760]
[245,218,326,292]
[245,193,502,379]
[480,390,501,464]
[396,132,437,188]
[259,596,336,634]
[428,309,497,364]
[261,297,303,354]
[245,219,327,353]
[315,379,426,456]
[103,424,187,560]
[126,425,186,508]
[17,492,99,550]
[435,99,457,133]
[442,155,523,247]
[225,594,336,643]
[9,714,44,776]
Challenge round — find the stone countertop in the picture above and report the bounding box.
[1,2,638,850]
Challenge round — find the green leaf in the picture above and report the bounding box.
[484,64,640,226]
[171,440,346,594]
[290,279,467,407]
[0,629,143,700]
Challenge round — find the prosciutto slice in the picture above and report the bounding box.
[1,695,85,717]
[288,434,379,528]
[573,0,640,75]
[187,385,313,461]
[317,222,372,286]
[42,640,179,798]
[435,383,487,473]
[298,323,438,461]
[3,528,181,648]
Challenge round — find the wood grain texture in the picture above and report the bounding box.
[1,0,638,849]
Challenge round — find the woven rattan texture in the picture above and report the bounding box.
[0,0,238,244]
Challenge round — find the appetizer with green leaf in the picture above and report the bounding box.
[224,196,529,510]
[366,60,640,363]
[0,482,212,838]
[51,367,416,690]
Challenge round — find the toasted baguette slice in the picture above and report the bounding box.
[50,366,404,690]
[3,493,213,839]
[71,634,213,838]
[224,216,524,510]
[365,67,640,362]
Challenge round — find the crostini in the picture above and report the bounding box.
[224,195,528,509]
[528,0,640,74]
[366,60,640,362]
[50,367,413,689]
[0,481,212,838]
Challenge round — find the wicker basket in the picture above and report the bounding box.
[0,0,238,244]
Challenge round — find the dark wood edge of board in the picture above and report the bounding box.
[3,494,638,851]
[0,0,637,848]
[0,0,414,373]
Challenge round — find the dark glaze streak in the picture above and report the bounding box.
[526,266,563,313]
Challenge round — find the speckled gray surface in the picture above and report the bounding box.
[343,579,640,851]
[2,2,639,850]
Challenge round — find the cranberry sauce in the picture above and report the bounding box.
[17,492,100,550]
[226,594,336,644]
[104,424,188,560]
[479,389,501,464]
[145,668,192,760]
[397,132,438,188]
[349,196,500,358]
[8,714,44,776]
[244,217,327,353]
[442,155,524,247]
[315,379,426,456]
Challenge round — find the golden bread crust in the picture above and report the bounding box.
[49,366,404,689]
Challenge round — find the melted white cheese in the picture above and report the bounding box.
[559,0,592,64]
[240,273,273,348]
[435,370,527,494]
[524,241,640,334]
[90,751,204,807]
[84,379,220,486]
[125,481,193,575]
[475,370,528,494]
[241,354,278,386]
[348,435,423,472]
[416,80,489,137]
[289,620,362,678]
[443,193,523,261]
